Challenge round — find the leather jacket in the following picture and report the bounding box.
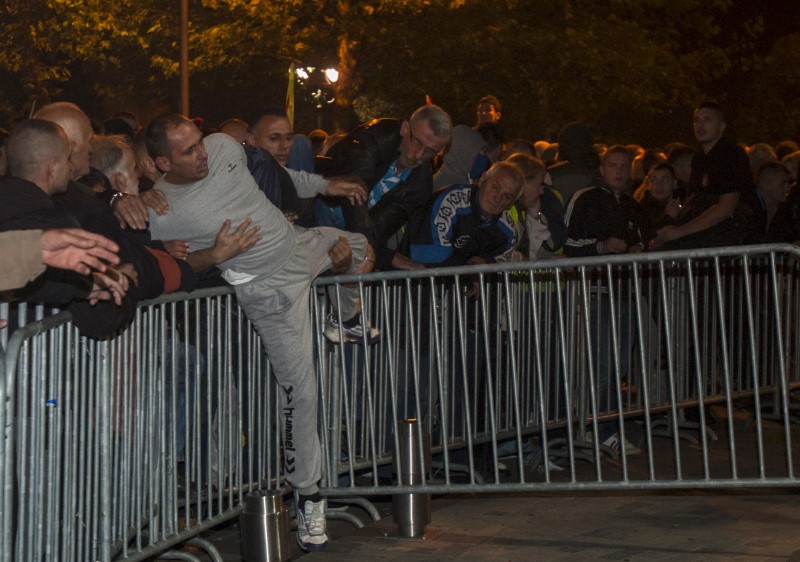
[319,118,434,269]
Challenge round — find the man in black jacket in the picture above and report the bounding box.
[0,119,132,336]
[651,101,753,250]
[563,145,644,457]
[320,104,452,270]
[564,145,644,257]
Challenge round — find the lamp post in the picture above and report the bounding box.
[180,0,189,116]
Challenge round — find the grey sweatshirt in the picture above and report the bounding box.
[149,133,324,280]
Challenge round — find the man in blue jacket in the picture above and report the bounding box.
[395,161,523,268]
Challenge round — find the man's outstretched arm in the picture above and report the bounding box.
[0,228,121,292]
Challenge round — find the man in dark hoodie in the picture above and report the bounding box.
[544,122,601,206]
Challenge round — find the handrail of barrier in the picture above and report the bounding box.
[312,243,800,285]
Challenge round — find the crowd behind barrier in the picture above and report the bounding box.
[2,244,800,560]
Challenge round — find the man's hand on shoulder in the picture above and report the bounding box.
[112,189,170,230]
[140,188,170,216]
[111,193,149,230]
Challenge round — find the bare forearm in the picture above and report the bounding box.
[185,248,220,272]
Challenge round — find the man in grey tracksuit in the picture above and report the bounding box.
[146,114,373,551]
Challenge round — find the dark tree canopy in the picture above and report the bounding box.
[0,0,796,145]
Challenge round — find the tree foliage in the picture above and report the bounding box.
[0,0,795,145]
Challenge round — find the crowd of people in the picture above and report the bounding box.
[1,95,798,550]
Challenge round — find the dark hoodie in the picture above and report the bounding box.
[545,122,600,205]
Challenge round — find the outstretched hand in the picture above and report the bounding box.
[325,177,368,206]
[41,228,120,275]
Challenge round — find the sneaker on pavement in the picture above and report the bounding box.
[324,313,380,345]
[296,496,328,552]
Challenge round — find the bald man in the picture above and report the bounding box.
[34,102,168,301]
[34,102,167,230]
[217,118,249,145]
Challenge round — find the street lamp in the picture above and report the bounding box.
[324,68,339,84]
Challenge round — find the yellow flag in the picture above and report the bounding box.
[285,63,296,127]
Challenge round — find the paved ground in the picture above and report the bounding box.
[175,406,800,561]
[202,489,800,561]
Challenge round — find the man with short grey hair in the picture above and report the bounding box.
[395,160,523,268]
[321,104,453,269]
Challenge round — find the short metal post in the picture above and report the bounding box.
[239,490,291,561]
[393,418,431,538]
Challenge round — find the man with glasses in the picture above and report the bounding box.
[320,104,452,270]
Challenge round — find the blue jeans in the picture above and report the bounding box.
[164,341,206,463]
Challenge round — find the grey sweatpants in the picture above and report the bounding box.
[234,227,367,495]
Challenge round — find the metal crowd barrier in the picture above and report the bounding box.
[314,244,800,496]
[1,287,284,561]
[2,244,800,560]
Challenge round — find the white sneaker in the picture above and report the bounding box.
[323,313,380,345]
[601,433,642,457]
[296,496,328,551]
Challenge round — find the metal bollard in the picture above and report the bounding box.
[239,490,292,561]
[393,418,431,538]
